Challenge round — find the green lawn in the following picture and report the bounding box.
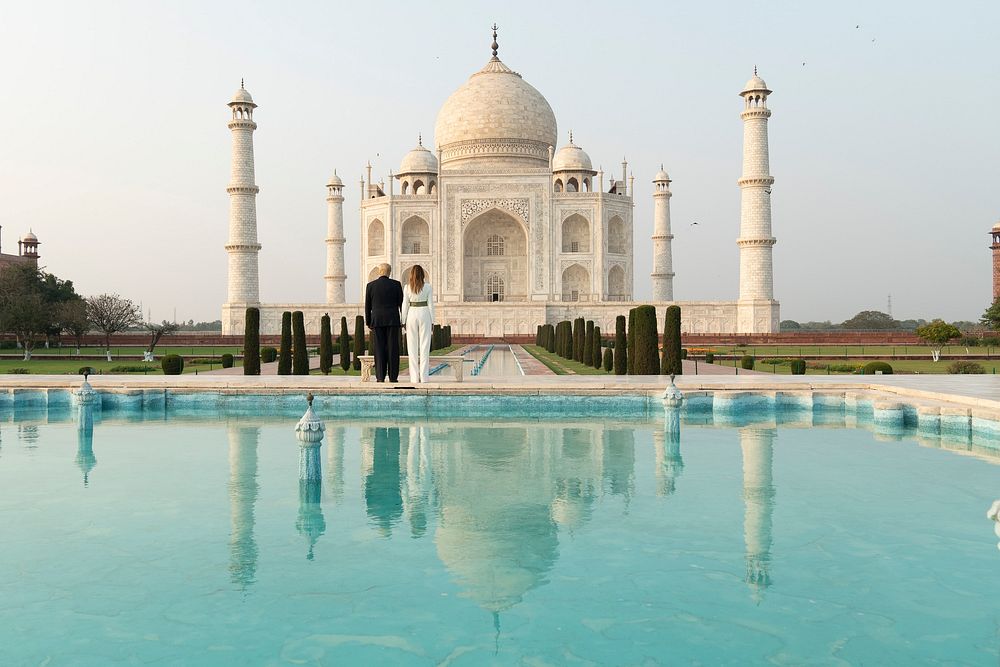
[700,357,1000,375]
[523,345,609,375]
[1,358,242,375]
[687,344,997,358]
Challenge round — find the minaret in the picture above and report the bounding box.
[737,70,778,332]
[651,166,675,300]
[325,171,347,303]
[990,222,1000,301]
[740,427,776,603]
[225,81,262,308]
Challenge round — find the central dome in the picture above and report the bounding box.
[434,56,557,169]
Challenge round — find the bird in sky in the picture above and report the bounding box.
[690,222,699,226]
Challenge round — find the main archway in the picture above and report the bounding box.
[463,209,528,302]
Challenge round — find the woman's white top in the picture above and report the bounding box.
[401,283,434,323]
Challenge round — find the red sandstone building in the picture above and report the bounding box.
[0,226,40,272]
[992,223,1000,301]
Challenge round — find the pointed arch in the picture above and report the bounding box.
[367,219,385,256]
[608,216,626,255]
[561,263,590,302]
[562,213,590,253]
[608,264,626,300]
[401,215,429,254]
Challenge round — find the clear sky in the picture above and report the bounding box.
[1,0,997,324]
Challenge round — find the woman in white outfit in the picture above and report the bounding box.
[401,265,434,383]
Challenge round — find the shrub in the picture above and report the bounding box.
[261,347,277,363]
[161,354,184,375]
[6,368,30,374]
[319,314,333,374]
[631,305,660,375]
[221,353,234,369]
[278,312,292,375]
[614,315,627,375]
[292,311,308,375]
[78,366,96,375]
[353,316,365,370]
[790,359,806,375]
[681,348,688,360]
[109,364,157,373]
[861,361,893,375]
[705,352,714,364]
[603,346,613,372]
[661,305,682,376]
[243,307,261,376]
[825,363,863,373]
[740,355,755,370]
[948,360,985,374]
[592,326,602,369]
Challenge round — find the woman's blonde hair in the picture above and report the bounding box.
[408,265,426,293]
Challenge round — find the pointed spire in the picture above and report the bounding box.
[491,23,499,58]
[418,133,423,147]
[241,77,245,89]
[568,130,574,145]
[754,65,757,76]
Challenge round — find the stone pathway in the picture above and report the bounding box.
[509,344,555,375]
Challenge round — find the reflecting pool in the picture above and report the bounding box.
[1,405,999,664]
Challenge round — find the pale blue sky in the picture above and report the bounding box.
[1,0,997,323]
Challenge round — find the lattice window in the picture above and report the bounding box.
[486,274,505,302]
[486,234,505,257]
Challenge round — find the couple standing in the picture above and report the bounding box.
[364,263,435,383]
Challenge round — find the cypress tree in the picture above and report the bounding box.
[632,305,660,375]
[339,316,351,371]
[353,315,365,370]
[584,320,594,367]
[278,311,292,375]
[444,325,452,347]
[614,315,627,375]
[662,305,683,375]
[243,307,260,376]
[563,321,573,359]
[573,318,584,362]
[292,311,309,375]
[546,324,556,353]
[592,325,602,369]
[319,314,332,374]
[603,346,613,372]
[626,308,636,374]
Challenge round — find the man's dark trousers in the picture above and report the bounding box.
[365,274,404,382]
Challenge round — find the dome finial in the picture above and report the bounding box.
[569,130,573,144]
[491,23,499,58]
[418,132,423,146]
[241,77,245,89]
[754,65,757,76]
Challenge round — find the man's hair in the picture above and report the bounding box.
[378,263,392,277]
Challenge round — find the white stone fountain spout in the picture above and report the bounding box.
[74,372,97,405]
[662,374,684,408]
[295,393,325,443]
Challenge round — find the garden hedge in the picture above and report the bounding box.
[261,346,277,363]
[292,311,309,375]
[161,354,184,375]
[631,305,660,375]
[339,317,351,371]
[740,355,755,370]
[661,305,682,376]
[319,314,332,374]
[861,361,893,375]
[243,307,260,376]
[614,315,627,375]
[221,353,234,369]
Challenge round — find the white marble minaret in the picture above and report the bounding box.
[651,166,675,300]
[737,70,779,332]
[225,82,261,307]
[325,171,347,303]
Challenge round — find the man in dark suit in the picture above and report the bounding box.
[364,263,403,382]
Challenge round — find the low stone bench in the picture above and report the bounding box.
[358,355,465,382]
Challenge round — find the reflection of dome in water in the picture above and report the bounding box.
[436,503,558,612]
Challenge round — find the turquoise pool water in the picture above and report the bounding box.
[2,403,1000,665]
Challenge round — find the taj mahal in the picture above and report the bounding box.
[221,29,779,336]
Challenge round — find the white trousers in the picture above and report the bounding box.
[405,308,434,382]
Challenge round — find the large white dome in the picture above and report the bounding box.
[434,56,557,169]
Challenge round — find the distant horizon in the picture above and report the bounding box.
[1,1,996,325]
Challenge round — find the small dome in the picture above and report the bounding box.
[741,73,770,94]
[327,171,343,187]
[21,230,38,243]
[552,140,594,173]
[230,85,255,105]
[398,142,438,175]
[653,166,670,182]
[992,221,1000,233]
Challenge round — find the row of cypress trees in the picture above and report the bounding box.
[242,308,371,376]
[535,305,683,376]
